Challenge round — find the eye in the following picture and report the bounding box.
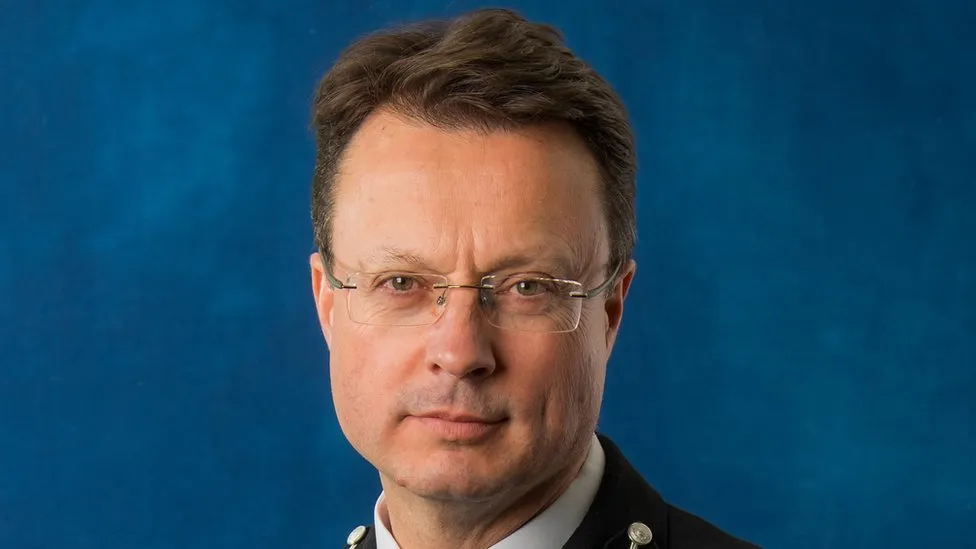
[513,279,551,297]
[384,275,417,292]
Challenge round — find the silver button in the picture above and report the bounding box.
[346,525,367,546]
[627,521,653,547]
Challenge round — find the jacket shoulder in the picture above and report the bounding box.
[666,505,761,549]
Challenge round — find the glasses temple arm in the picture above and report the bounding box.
[324,268,356,290]
[581,262,623,298]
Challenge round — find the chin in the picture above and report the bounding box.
[397,472,515,503]
[389,452,524,503]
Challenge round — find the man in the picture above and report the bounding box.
[308,8,758,549]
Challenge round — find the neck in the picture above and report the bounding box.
[379,450,589,549]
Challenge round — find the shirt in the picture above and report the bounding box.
[373,434,606,549]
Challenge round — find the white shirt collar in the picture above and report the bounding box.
[373,434,605,549]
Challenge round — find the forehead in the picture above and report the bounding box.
[330,110,608,273]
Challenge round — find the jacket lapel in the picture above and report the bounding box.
[563,434,670,549]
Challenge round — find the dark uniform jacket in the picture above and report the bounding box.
[345,434,759,548]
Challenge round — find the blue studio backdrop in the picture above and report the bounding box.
[1,1,974,548]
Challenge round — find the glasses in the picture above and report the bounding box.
[325,263,621,333]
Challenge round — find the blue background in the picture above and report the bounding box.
[2,1,974,547]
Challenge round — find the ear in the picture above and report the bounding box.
[310,252,336,350]
[605,259,636,349]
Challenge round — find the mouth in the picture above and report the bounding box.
[408,411,508,442]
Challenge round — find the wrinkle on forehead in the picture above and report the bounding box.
[350,244,587,280]
[330,110,609,281]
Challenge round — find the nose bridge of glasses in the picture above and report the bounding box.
[432,282,493,307]
[426,283,496,337]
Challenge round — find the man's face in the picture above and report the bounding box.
[310,110,634,503]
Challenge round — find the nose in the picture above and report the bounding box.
[424,287,496,380]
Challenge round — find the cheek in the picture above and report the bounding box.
[328,323,421,435]
[501,330,604,429]
[555,311,610,426]
[329,324,368,391]
[555,330,604,415]
[328,325,369,439]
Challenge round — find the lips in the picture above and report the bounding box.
[409,411,507,441]
[418,411,503,423]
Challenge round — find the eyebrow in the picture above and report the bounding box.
[360,246,581,277]
[362,246,432,271]
[486,253,577,276]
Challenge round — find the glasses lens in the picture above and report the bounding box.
[347,273,445,326]
[343,273,585,332]
[483,276,584,333]
[486,302,582,332]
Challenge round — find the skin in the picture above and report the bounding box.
[310,109,636,549]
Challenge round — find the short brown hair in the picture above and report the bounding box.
[310,8,636,272]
